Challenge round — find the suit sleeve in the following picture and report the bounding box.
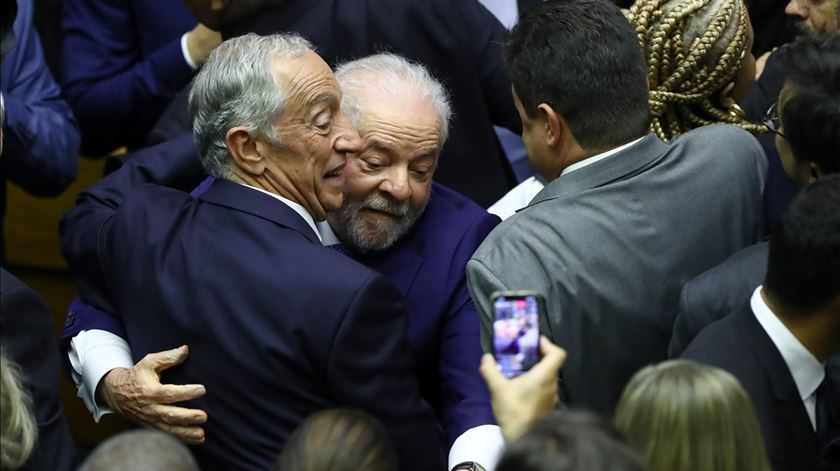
[457,0,522,134]
[60,0,195,156]
[328,273,446,471]
[466,257,510,355]
[438,214,500,443]
[669,282,698,358]
[60,135,204,315]
[0,271,78,471]
[0,0,79,196]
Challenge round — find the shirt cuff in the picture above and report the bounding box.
[181,33,199,70]
[448,424,505,471]
[69,329,134,422]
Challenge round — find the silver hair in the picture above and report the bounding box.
[335,53,452,148]
[79,430,198,471]
[188,33,314,179]
[1,350,37,470]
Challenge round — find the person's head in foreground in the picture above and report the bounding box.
[0,350,37,470]
[188,33,362,221]
[327,53,451,252]
[78,429,198,471]
[276,408,398,471]
[762,176,840,356]
[627,0,765,141]
[497,411,649,471]
[505,0,650,181]
[769,32,840,186]
[615,360,770,471]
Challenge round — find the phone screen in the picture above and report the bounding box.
[493,293,541,378]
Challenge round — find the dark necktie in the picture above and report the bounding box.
[816,367,840,466]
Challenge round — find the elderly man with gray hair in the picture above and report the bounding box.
[60,33,444,470]
[64,50,507,471]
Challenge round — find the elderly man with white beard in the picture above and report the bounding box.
[63,54,505,471]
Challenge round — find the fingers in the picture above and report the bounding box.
[139,345,190,372]
[152,383,207,404]
[530,336,567,378]
[149,404,208,426]
[154,422,206,445]
[479,353,506,391]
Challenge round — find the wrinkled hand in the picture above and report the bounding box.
[479,336,567,442]
[186,23,222,66]
[98,345,208,444]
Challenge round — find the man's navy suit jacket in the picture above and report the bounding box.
[65,134,499,447]
[60,136,445,470]
[150,0,521,208]
[683,304,839,470]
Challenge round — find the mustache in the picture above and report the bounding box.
[359,193,409,217]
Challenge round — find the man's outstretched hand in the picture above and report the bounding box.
[480,336,567,442]
[98,345,207,444]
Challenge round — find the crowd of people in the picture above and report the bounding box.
[0,0,838,470]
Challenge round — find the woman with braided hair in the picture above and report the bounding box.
[626,0,768,141]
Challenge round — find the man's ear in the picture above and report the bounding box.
[226,126,266,176]
[537,103,563,149]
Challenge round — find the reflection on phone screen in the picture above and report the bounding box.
[493,295,540,378]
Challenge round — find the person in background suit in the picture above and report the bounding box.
[670,32,840,357]
[60,0,221,156]
[60,34,443,470]
[65,53,503,471]
[0,270,78,471]
[0,0,79,263]
[151,0,522,208]
[683,176,840,470]
[467,0,766,416]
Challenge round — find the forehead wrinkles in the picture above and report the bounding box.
[275,56,339,113]
[361,113,441,152]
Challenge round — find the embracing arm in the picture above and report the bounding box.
[329,274,446,470]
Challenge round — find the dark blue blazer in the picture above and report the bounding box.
[683,305,839,470]
[60,136,445,470]
[63,134,499,447]
[151,0,521,207]
[60,0,196,156]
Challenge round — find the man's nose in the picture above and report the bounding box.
[785,0,809,19]
[380,168,411,202]
[334,113,362,153]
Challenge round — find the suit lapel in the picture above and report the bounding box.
[359,245,423,298]
[198,178,321,244]
[735,305,821,467]
[527,133,668,208]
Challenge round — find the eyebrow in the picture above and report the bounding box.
[307,93,338,111]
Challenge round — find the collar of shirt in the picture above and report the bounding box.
[238,183,323,244]
[751,286,825,402]
[560,136,645,177]
[316,221,342,246]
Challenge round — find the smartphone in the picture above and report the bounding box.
[491,290,544,378]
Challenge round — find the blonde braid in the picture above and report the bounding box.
[628,0,767,141]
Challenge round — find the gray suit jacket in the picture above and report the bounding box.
[467,125,767,414]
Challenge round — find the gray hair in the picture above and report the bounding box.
[0,350,37,470]
[189,33,314,179]
[335,53,452,148]
[79,430,199,471]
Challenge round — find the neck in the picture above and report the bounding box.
[761,289,836,362]
[232,171,325,220]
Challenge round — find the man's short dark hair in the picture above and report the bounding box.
[505,0,650,151]
[776,32,840,174]
[497,411,648,471]
[764,175,840,315]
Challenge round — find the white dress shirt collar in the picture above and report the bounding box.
[239,183,323,244]
[560,136,645,177]
[316,221,341,246]
[751,286,825,404]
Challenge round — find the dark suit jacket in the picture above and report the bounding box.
[0,269,78,471]
[64,135,498,448]
[670,242,768,357]
[60,139,445,470]
[683,304,839,470]
[150,0,520,208]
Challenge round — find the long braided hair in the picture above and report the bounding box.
[627,0,767,141]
